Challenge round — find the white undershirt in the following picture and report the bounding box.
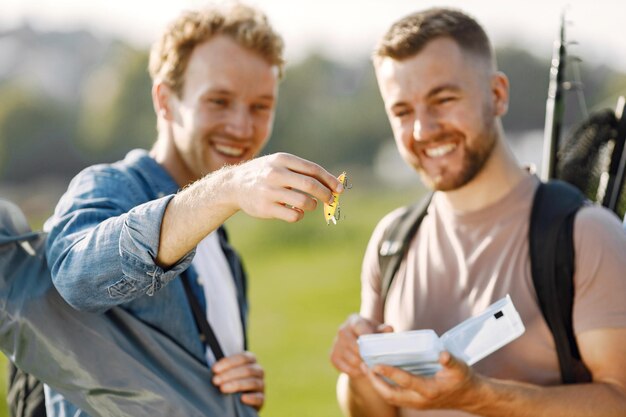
[191,231,244,365]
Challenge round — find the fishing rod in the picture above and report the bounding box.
[541,11,567,181]
[542,9,626,216]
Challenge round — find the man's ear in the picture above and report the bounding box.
[491,71,510,117]
[152,82,175,121]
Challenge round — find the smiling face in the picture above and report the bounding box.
[375,37,508,191]
[163,35,278,184]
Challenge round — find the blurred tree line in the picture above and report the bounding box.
[1,24,625,186]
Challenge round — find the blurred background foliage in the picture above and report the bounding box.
[2,24,625,199]
[0,22,625,417]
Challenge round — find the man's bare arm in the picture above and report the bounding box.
[156,153,343,267]
[364,327,626,417]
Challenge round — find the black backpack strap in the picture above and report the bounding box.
[180,276,225,362]
[378,192,433,309]
[529,180,592,384]
[7,364,46,417]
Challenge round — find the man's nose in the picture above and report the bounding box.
[412,109,440,142]
[225,107,253,138]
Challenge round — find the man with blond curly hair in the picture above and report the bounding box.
[44,3,344,416]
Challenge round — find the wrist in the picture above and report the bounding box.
[462,375,517,416]
[455,373,494,414]
[194,165,240,219]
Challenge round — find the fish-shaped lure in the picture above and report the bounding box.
[324,172,348,225]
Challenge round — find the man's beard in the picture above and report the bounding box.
[417,120,498,192]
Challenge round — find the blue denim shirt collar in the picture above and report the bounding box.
[124,149,181,198]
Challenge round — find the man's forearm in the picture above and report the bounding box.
[156,168,237,268]
[471,376,626,417]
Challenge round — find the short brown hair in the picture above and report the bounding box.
[149,2,285,96]
[374,8,493,63]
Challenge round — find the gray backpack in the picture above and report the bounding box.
[0,199,256,417]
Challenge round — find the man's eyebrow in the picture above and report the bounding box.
[201,87,232,96]
[199,89,275,102]
[426,83,462,98]
[389,83,463,110]
[256,94,276,102]
[390,101,410,111]
[197,87,229,99]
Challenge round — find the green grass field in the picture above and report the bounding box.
[229,185,425,416]
[0,184,425,417]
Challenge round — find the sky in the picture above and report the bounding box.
[3,0,626,72]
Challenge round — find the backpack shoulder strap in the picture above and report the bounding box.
[376,182,591,383]
[8,364,47,417]
[378,192,433,309]
[529,180,592,384]
[0,200,48,417]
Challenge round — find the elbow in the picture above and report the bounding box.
[50,266,109,314]
[54,282,107,313]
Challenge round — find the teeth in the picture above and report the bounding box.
[214,144,245,157]
[425,143,456,158]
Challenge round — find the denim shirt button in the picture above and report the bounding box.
[197,277,204,286]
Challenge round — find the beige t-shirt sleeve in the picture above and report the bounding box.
[573,205,626,333]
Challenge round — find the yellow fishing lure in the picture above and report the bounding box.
[324,172,348,225]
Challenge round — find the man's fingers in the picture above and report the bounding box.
[212,364,263,386]
[218,376,265,394]
[365,365,430,409]
[376,323,395,333]
[364,365,403,402]
[332,357,361,377]
[348,314,378,336]
[274,187,319,212]
[438,351,467,375]
[212,351,257,374]
[375,365,423,390]
[339,315,395,361]
[331,350,365,377]
[211,352,266,411]
[241,392,265,410]
[439,351,453,367]
[280,170,337,204]
[233,153,347,222]
[271,153,344,194]
[331,315,396,379]
[337,316,368,354]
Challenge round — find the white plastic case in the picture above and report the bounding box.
[358,295,525,376]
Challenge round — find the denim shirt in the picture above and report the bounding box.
[44,149,249,417]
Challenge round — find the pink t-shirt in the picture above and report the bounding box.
[360,175,626,417]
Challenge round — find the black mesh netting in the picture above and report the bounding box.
[556,109,626,219]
